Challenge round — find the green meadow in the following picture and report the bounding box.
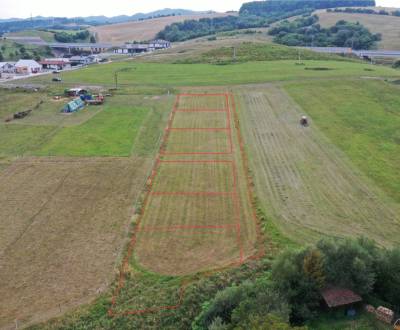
[285,79,400,203]
[28,60,399,87]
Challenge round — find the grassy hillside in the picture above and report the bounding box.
[0,39,53,61]
[6,29,55,42]
[26,60,399,87]
[285,78,400,203]
[316,8,400,49]
[175,42,353,64]
[90,13,233,44]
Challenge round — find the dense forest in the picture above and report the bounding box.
[156,16,268,42]
[269,15,381,49]
[240,0,376,16]
[157,0,378,42]
[53,30,91,43]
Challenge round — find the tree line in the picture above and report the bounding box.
[156,16,268,42]
[54,30,94,43]
[191,237,400,329]
[269,15,381,49]
[156,0,379,43]
[327,7,400,17]
[240,0,376,16]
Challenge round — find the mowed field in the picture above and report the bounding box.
[0,157,151,329]
[316,9,400,49]
[110,92,259,314]
[0,88,175,328]
[235,83,400,247]
[90,13,233,44]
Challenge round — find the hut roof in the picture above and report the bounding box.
[321,287,362,308]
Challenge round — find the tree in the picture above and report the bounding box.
[393,60,400,68]
[374,248,400,309]
[303,249,325,289]
[0,51,3,61]
[90,35,96,43]
[192,279,289,330]
[272,248,321,324]
[316,237,377,295]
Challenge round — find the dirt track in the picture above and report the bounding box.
[236,85,400,247]
[0,157,151,329]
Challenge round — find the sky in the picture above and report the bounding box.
[0,0,398,19]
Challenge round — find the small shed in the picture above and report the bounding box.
[64,88,88,97]
[62,98,85,113]
[321,287,362,308]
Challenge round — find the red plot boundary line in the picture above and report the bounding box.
[108,92,264,317]
[150,160,236,195]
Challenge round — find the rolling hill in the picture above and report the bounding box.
[316,7,400,49]
[90,12,234,44]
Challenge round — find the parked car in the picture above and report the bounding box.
[52,77,62,82]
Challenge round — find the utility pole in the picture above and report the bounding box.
[114,67,136,90]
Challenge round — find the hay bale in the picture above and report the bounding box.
[376,306,394,324]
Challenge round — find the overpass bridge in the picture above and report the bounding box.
[304,47,400,59]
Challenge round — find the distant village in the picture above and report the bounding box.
[0,38,171,80]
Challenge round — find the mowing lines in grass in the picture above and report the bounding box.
[109,93,258,317]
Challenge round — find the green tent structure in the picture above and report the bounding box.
[62,98,85,113]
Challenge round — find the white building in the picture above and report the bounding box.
[114,39,171,54]
[0,62,15,74]
[15,59,42,74]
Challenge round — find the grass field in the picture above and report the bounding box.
[89,13,232,45]
[285,79,400,203]
[1,41,400,329]
[26,60,400,87]
[235,84,399,247]
[0,157,152,329]
[6,29,56,42]
[0,92,174,158]
[316,9,400,50]
[109,92,259,315]
[36,100,149,156]
[0,39,53,61]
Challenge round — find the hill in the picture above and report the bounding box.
[5,29,55,42]
[316,7,400,49]
[90,12,233,44]
[81,8,213,24]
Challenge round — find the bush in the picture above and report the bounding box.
[317,237,378,295]
[192,278,289,330]
[392,60,400,69]
[272,248,323,324]
[374,248,400,310]
[54,30,90,43]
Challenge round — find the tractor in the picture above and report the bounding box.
[300,116,309,127]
